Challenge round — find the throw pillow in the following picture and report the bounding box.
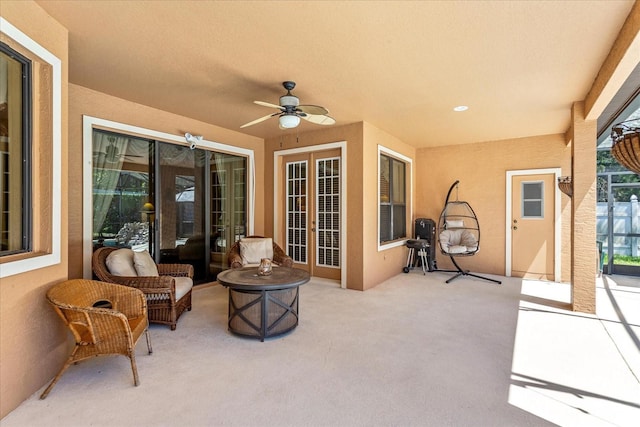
[239,238,274,265]
[105,248,137,276]
[133,250,159,276]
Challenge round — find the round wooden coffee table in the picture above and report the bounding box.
[216,267,310,341]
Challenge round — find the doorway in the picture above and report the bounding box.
[598,179,640,276]
[274,142,347,286]
[89,128,249,283]
[506,169,561,280]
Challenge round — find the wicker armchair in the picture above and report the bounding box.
[92,247,193,330]
[40,279,152,399]
[227,236,294,269]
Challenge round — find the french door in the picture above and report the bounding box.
[281,149,341,280]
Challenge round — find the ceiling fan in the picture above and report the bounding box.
[240,81,336,129]
[93,136,144,164]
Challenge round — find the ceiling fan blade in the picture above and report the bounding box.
[240,113,278,128]
[301,114,336,125]
[297,105,329,115]
[254,100,284,110]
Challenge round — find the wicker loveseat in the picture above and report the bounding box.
[92,247,193,330]
[40,279,152,399]
[227,236,293,269]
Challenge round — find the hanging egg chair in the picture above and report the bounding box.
[437,181,501,284]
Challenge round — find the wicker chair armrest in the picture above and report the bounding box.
[109,287,147,319]
[105,275,175,292]
[157,263,194,278]
[273,245,293,268]
[69,308,131,344]
[228,252,243,269]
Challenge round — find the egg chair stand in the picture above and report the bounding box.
[437,181,501,285]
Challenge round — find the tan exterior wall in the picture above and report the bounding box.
[67,84,266,279]
[362,122,417,290]
[415,134,572,281]
[0,1,69,418]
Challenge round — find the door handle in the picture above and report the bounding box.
[311,228,316,232]
[513,226,518,230]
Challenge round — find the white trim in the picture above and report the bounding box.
[273,141,347,288]
[82,116,255,278]
[0,19,62,278]
[377,145,413,252]
[505,168,562,280]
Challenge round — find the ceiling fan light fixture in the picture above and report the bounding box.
[280,95,299,107]
[279,114,300,129]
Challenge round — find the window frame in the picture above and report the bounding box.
[0,41,32,256]
[378,145,412,250]
[0,18,62,278]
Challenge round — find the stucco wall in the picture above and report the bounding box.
[362,122,417,289]
[67,84,266,279]
[415,134,572,281]
[0,1,69,418]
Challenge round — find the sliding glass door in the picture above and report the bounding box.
[92,129,248,282]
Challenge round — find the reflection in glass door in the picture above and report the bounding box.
[92,130,249,283]
[92,130,152,254]
[157,143,207,280]
[210,153,247,277]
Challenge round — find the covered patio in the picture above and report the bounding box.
[3,272,638,426]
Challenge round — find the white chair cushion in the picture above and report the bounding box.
[239,238,274,265]
[446,220,464,228]
[174,277,193,301]
[440,229,478,254]
[106,248,137,277]
[133,250,159,276]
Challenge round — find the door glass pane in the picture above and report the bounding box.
[521,182,544,218]
[92,131,152,253]
[287,160,307,263]
[210,152,247,277]
[316,157,340,268]
[158,143,206,280]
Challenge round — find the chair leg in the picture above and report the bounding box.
[144,329,153,354]
[129,353,140,387]
[445,256,502,285]
[40,348,78,399]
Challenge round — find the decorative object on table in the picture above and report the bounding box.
[240,81,335,129]
[258,258,273,276]
[557,176,573,197]
[92,246,193,330]
[39,279,152,399]
[610,118,640,174]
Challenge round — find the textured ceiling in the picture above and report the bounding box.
[35,0,635,147]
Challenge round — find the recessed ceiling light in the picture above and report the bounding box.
[453,105,469,112]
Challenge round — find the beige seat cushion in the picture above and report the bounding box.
[133,250,159,276]
[174,277,193,301]
[239,238,274,265]
[105,248,137,277]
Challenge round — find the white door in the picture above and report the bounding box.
[507,170,560,280]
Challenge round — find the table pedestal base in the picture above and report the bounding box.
[228,286,299,341]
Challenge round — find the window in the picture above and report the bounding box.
[0,18,61,277]
[521,181,544,218]
[0,42,31,256]
[379,148,409,244]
